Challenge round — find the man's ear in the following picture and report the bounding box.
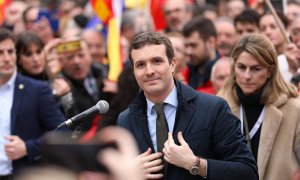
[170,58,177,72]
[206,36,216,49]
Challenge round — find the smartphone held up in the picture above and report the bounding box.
[42,133,117,173]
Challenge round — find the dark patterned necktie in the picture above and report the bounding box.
[153,103,169,179]
[153,103,169,152]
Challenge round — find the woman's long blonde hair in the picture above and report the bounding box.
[220,34,298,104]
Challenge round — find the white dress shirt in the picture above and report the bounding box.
[146,86,178,152]
[0,70,16,175]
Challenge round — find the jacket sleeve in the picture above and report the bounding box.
[25,82,67,162]
[207,99,258,180]
[117,109,130,129]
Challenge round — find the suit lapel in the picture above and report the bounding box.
[11,75,26,131]
[136,109,155,150]
[173,82,197,141]
[130,93,155,151]
[257,105,283,178]
[173,100,196,139]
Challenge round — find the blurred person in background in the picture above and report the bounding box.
[81,29,107,69]
[3,1,28,35]
[210,57,231,94]
[81,29,119,95]
[259,12,290,58]
[234,8,260,39]
[81,28,108,80]
[22,6,56,44]
[121,9,152,66]
[225,0,246,20]
[259,11,299,82]
[291,16,300,53]
[218,34,300,180]
[16,31,47,81]
[182,16,219,94]
[58,37,114,133]
[287,1,300,32]
[216,0,227,17]
[166,32,188,83]
[15,31,76,119]
[214,17,238,57]
[289,17,300,90]
[203,3,218,22]
[163,0,192,33]
[58,0,84,36]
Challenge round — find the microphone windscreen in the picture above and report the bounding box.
[96,100,109,113]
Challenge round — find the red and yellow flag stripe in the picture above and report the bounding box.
[90,0,123,81]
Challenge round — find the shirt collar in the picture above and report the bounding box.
[1,69,17,89]
[146,86,178,116]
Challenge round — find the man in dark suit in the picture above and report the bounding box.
[117,31,258,180]
[0,28,67,178]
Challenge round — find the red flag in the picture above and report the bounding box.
[151,0,167,31]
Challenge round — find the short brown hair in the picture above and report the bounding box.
[128,31,174,68]
[182,16,217,41]
[0,28,15,43]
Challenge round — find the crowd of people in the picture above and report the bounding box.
[0,0,300,179]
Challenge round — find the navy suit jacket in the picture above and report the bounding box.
[118,80,258,180]
[11,74,66,172]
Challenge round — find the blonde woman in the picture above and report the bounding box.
[218,34,300,180]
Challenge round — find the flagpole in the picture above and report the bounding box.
[264,0,290,43]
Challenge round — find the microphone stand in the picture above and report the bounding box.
[52,121,82,139]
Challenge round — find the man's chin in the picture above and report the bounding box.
[219,49,231,56]
[73,75,86,81]
[144,87,163,96]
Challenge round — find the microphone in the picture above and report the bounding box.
[57,100,109,129]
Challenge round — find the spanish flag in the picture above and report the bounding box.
[0,0,12,25]
[90,0,123,81]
